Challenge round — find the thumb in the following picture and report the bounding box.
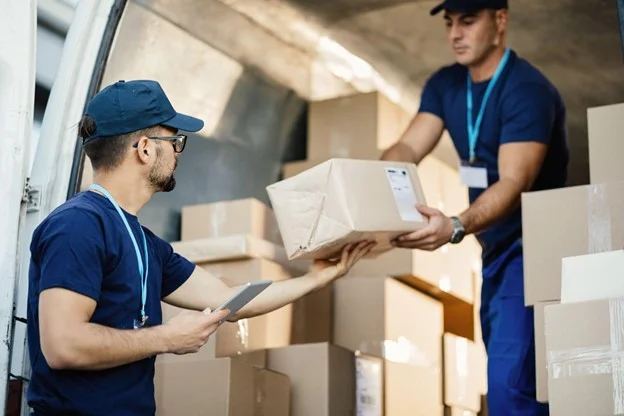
[415,204,439,217]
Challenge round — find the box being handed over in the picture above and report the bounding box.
[266,158,428,260]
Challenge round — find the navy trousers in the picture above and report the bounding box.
[480,239,550,415]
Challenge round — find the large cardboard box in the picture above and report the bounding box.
[307,91,411,161]
[587,103,624,184]
[333,276,444,415]
[181,198,282,245]
[266,343,383,416]
[443,333,482,412]
[267,158,428,260]
[561,250,624,304]
[533,300,560,403]
[521,182,624,306]
[544,298,624,415]
[155,357,290,415]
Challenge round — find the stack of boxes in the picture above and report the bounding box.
[156,91,489,414]
[525,102,624,414]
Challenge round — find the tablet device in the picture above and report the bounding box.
[211,280,273,323]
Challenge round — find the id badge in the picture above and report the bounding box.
[459,160,488,189]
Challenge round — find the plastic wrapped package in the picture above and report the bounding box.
[544,297,624,415]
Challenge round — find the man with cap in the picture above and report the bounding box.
[382,1,568,414]
[26,79,375,415]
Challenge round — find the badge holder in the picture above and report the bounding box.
[459,159,488,189]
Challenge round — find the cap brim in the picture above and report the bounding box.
[430,1,483,15]
[161,112,204,133]
[430,2,446,15]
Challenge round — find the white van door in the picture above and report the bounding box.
[1,1,126,413]
[0,0,37,411]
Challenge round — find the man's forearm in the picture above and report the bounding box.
[380,142,419,163]
[48,323,170,371]
[458,178,523,235]
[233,265,339,320]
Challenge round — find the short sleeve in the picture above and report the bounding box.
[417,70,446,120]
[500,83,556,145]
[35,209,105,301]
[154,237,196,298]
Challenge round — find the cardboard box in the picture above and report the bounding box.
[443,333,482,412]
[544,298,624,415]
[561,250,624,304]
[307,91,411,161]
[333,276,443,415]
[266,343,369,416]
[587,103,624,184]
[267,158,428,260]
[171,234,311,274]
[347,239,479,305]
[155,356,290,415]
[534,300,560,403]
[521,182,624,306]
[181,198,282,245]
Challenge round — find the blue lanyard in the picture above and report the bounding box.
[466,47,511,163]
[89,184,149,327]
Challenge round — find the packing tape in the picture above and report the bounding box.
[588,183,612,253]
[353,337,438,369]
[548,298,624,413]
[210,203,227,237]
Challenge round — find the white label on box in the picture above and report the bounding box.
[384,167,423,222]
[355,357,383,416]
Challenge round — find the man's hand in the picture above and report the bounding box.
[162,308,230,355]
[392,204,454,251]
[311,240,377,283]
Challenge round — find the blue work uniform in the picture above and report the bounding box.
[26,190,196,415]
[419,48,569,414]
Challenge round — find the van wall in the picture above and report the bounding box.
[80,1,308,242]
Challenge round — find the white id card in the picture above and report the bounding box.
[459,161,488,189]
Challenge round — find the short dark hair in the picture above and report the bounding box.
[78,115,160,171]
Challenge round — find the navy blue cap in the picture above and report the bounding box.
[82,80,204,143]
[430,0,508,15]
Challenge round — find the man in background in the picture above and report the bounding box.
[382,0,569,414]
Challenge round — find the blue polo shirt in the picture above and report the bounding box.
[418,49,569,264]
[26,191,196,415]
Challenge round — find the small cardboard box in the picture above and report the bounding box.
[307,91,410,161]
[521,182,624,306]
[544,298,624,415]
[155,357,290,415]
[561,250,624,304]
[267,158,428,260]
[534,300,560,403]
[181,198,282,245]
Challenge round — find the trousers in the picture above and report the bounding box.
[480,238,549,415]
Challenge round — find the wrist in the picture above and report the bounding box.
[449,216,466,244]
[154,324,174,354]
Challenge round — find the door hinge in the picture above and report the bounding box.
[22,178,40,213]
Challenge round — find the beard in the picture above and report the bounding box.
[148,148,177,192]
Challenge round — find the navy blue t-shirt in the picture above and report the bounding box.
[26,191,196,415]
[418,49,569,264]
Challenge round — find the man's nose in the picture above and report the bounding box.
[448,22,462,41]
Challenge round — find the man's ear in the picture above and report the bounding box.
[495,9,508,33]
[134,136,151,164]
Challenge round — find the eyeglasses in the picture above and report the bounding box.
[133,134,187,153]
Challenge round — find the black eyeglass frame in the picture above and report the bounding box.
[132,134,187,153]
